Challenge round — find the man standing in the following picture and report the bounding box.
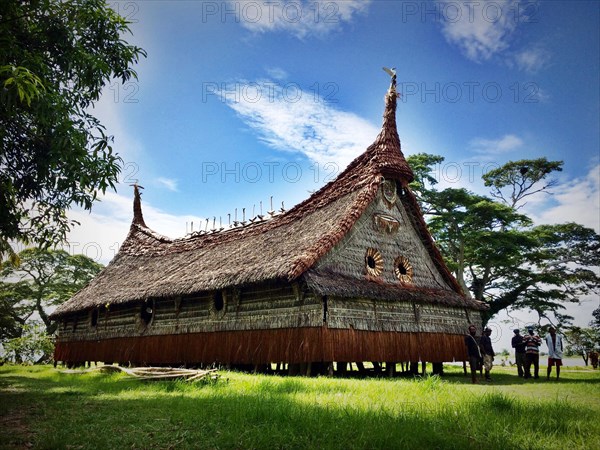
[545,326,564,380]
[480,327,495,382]
[523,326,542,379]
[511,328,526,377]
[464,324,482,384]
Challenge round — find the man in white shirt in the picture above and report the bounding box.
[545,326,564,380]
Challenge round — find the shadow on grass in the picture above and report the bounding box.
[439,370,600,386]
[1,368,599,450]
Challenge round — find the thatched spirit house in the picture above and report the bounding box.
[51,76,485,373]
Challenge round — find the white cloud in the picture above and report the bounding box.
[438,0,519,62]
[437,0,550,71]
[221,79,380,168]
[156,177,179,192]
[230,0,371,38]
[513,46,551,73]
[469,134,524,157]
[532,164,600,232]
[66,190,205,265]
[265,67,289,80]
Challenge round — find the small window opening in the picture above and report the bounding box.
[90,309,99,327]
[214,291,224,312]
[140,301,154,326]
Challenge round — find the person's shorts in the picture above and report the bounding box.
[548,358,562,367]
[468,356,480,371]
[483,354,494,371]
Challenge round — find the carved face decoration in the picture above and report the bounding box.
[382,179,397,206]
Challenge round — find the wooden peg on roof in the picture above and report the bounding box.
[268,196,275,218]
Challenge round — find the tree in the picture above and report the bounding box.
[408,153,600,324]
[564,326,600,365]
[591,307,600,332]
[482,158,563,209]
[0,248,103,345]
[0,0,146,258]
[3,321,54,364]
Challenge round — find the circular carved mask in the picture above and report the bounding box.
[394,255,413,284]
[365,248,384,277]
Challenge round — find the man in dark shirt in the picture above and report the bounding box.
[511,328,526,377]
[464,324,481,384]
[480,327,495,381]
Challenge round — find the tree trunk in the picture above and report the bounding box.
[581,352,589,366]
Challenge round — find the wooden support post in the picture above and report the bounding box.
[327,362,334,377]
[386,362,396,377]
[356,362,366,374]
[409,361,419,375]
[288,363,300,376]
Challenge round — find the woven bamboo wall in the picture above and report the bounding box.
[54,327,469,365]
[326,297,478,335]
[56,282,323,343]
[315,183,453,290]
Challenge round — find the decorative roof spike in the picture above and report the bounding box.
[131,184,146,227]
[268,196,275,217]
[359,67,414,183]
[382,66,396,88]
[257,201,264,221]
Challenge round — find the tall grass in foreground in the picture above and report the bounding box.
[0,365,598,449]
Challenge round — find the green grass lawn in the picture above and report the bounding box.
[1,364,599,449]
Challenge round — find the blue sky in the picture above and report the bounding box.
[64,1,599,350]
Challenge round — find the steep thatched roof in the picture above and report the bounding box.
[52,79,481,319]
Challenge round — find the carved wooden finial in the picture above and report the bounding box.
[131,184,146,227]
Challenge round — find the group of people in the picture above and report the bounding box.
[465,324,564,384]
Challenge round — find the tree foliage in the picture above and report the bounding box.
[0,248,103,343]
[592,307,600,332]
[408,153,600,324]
[0,0,146,256]
[482,158,563,209]
[2,321,54,363]
[563,326,600,365]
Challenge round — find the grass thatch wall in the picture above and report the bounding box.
[54,327,469,366]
